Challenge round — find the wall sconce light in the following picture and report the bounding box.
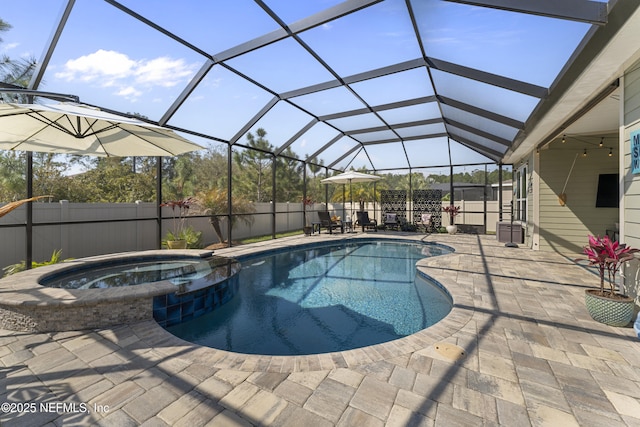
[599,137,604,147]
[609,148,613,156]
[583,149,587,157]
[562,134,566,143]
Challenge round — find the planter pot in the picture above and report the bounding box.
[166,240,188,249]
[584,289,635,326]
[303,226,312,236]
[446,225,457,234]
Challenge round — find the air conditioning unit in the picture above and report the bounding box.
[496,222,523,243]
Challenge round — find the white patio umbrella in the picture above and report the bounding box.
[321,170,381,229]
[0,102,204,156]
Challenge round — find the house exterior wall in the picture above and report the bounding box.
[512,153,536,249]
[526,152,535,248]
[623,63,640,250]
[622,62,640,302]
[537,139,618,255]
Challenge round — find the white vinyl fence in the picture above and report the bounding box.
[0,200,506,270]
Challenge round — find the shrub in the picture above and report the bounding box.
[3,249,72,277]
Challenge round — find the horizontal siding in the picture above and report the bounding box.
[625,62,640,124]
[624,221,640,245]
[624,63,640,253]
[624,195,640,209]
[623,67,640,301]
[538,143,618,254]
[626,179,640,195]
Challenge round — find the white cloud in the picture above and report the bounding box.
[55,49,197,100]
[207,77,222,89]
[2,42,19,52]
[134,56,193,87]
[116,86,142,98]
[55,49,136,82]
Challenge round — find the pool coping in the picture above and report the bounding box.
[133,233,476,373]
[0,249,218,332]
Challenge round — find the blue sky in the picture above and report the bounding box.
[0,0,592,173]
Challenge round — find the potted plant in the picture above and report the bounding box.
[577,235,639,326]
[442,205,460,234]
[302,196,314,236]
[160,197,195,249]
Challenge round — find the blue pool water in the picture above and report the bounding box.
[167,240,453,355]
[39,255,239,291]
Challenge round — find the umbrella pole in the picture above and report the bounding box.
[26,152,33,269]
[349,179,354,233]
[349,179,352,222]
[342,185,346,222]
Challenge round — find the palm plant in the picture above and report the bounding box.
[0,195,52,218]
[196,188,255,244]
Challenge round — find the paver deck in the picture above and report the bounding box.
[1,233,639,426]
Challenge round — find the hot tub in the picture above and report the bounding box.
[0,250,240,332]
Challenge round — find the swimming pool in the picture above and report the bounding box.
[167,240,453,356]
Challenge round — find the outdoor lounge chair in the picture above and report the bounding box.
[317,211,343,234]
[383,212,399,230]
[356,211,377,232]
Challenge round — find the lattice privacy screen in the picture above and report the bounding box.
[380,190,407,220]
[412,189,443,229]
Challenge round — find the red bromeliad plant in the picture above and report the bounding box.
[442,205,461,226]
[578,235,639,297]
[160,197,195,239]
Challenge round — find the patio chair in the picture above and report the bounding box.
[355,211,377,232]
[383,212,399,230]
[317,211,343,234]
[416,213,432,232]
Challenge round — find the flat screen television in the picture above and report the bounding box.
[595,173,618,208]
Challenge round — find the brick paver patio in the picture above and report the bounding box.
[1,233,639,426]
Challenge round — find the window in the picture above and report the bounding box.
[515,165,527,221]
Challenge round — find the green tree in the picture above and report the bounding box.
[162,153,198,200]
[63,157,156,202]
[0,152,25,200]
[32,153,64,198]
[306,156,324,178]
[233,128,274,202]
[305,155,325,203]
[274,146,303,202]
[0,17,37,201]
[192,145,228,191]
[1,55,36,90]
[0,17,36,96]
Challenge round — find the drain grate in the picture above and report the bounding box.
[434,342,466,361]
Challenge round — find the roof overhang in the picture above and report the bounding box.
[504,1,640,163]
